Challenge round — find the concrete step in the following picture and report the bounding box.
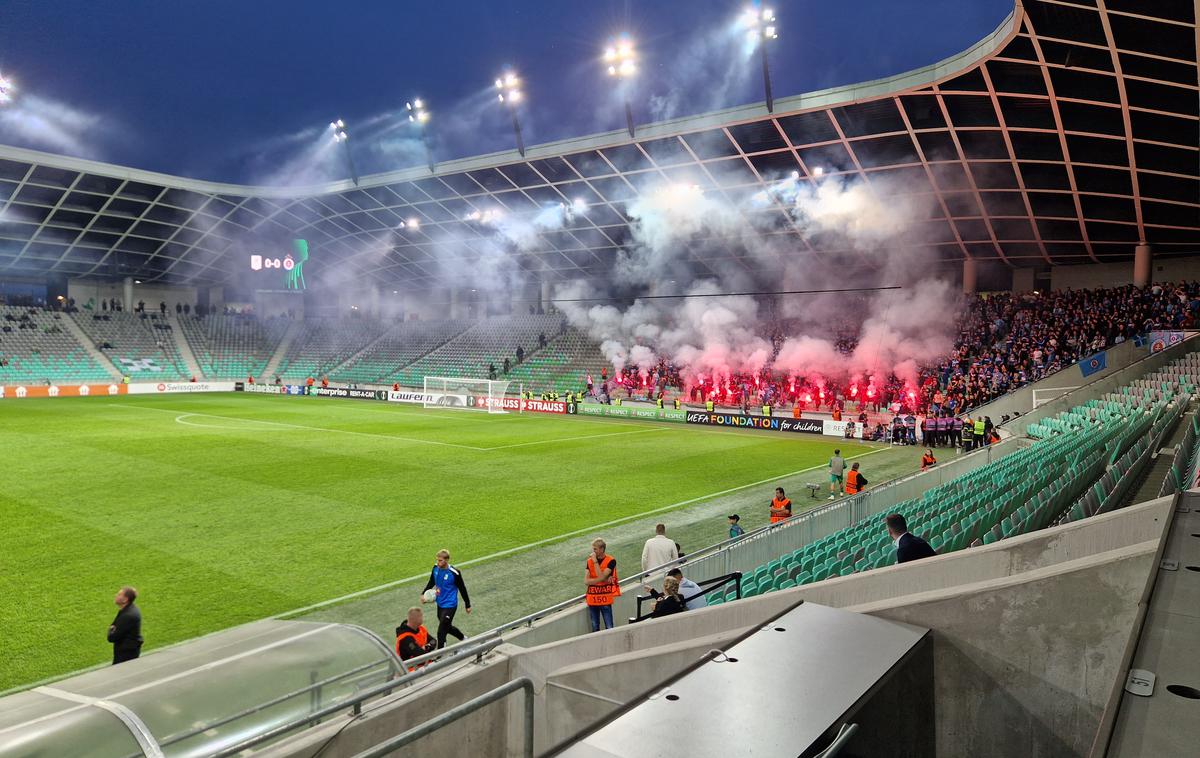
[165,314,204,379]
[60,312,121,380]
[261,320,303,380]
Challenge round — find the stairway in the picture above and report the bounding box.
[261,320,303,380]
[60,312,121,380]
[326,323,401,381]
[167,314,204,380]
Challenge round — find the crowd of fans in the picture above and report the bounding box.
[586,283,1200,416]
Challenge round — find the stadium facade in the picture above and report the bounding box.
[0,0,1196,295]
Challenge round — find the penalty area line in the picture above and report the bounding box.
[105,403,490,451]
[273,445,890,619]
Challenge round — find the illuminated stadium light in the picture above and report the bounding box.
[329,119,348,143]
[603,35,638,137]
[405,99,429,124]
[813,166,825,177]
[495,71,526,156]
[572,197,588,214]
[0,74,13,105]
[740,7,779,112]
[406,217,419,230]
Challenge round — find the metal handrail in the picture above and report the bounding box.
[816,722,860,758]
[153,656,394,750]
[629,572,743,623]
[207,635,505,758]
[351,677,535,758]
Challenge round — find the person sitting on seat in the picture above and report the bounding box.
[886,513,937,564]
[649,576,688,618]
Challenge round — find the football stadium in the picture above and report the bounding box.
[0,1,1197,756]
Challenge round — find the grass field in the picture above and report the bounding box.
[0,393,884,691]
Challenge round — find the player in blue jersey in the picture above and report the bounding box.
[422,549,472,649]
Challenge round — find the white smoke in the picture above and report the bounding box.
[556,170,962,392]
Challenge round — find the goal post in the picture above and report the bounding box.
[422,376,513,413]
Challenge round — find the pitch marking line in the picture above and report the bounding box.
[273,445,891,618]
[114,404,672,453]
[107,403,490,451]
[282,400,648,429]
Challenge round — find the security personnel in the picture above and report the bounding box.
[845,462,868,494]
[762,403,771,417]
[673,397,681,410]
[585,538,620,632]
[395,607,437,671]
[973,416,986,449]
[615,396,623,406]
[961,417,975,451]
[705,398,715,412]
[769,487,792,523]
[793,403,801,419]
[656,395,664,409]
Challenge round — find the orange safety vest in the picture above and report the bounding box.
[306,377,314,387]
[832,408,842,421]
[845,469,864,494]
[585,554,620,606]
[792,405,801,419]
[395,624,431,671]
[921,454,936,470]
[770,497,792,523]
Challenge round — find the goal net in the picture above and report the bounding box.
[423,376,513,413]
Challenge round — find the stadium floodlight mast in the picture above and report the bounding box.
[0,73,14,105]
[742,6,779,113]
[603,36,637,138]
[329,119,359,186]
[495,71,526,157]
[406,98,436,173]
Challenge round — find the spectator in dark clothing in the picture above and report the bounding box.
[538,332,546,348]
[159,302,166,315]
[175,303,182,315]
[394,607,437,667]
[108,586,143,664]
[515,345,525,363]
[503,357,510,374]
[887,513,938,564]
[649,576,688,618]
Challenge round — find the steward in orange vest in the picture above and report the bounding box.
[920,450,937,471]
[395,607,437,671]
[585,539,621,632]
[845,464,868,494]
[585,546,620,606]
[769,487,792,523]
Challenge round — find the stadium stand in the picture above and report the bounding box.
[0,306,113,384]
[392,314,564,387]
[276,318,387,381]
[69,311,188,380]
[707,374,1186,605]
[177,313,291,380]
[502,328,609,391]
[332,319,469,385]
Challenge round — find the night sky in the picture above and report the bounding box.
[0,0,1013,184]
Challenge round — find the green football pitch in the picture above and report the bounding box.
[0,393,883,691]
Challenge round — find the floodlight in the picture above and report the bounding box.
[813,166,824,177]
[740,7,780,111]
[495,71,526,156]
[0,75,13,105]
[407,218,419,230]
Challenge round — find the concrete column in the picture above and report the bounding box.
[368,284,381,317]
[1133,243,1152,289]
[123,277,134,311]
[962,258,978,295]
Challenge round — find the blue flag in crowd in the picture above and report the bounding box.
[1080,351,1107,377]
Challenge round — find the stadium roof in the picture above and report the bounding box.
[0,0,1196,289]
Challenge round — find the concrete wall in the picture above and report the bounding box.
[68,278,198,311]
[854,541,1158,758]
[1050,256,1200,291]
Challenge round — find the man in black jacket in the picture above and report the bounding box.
[395,607,437,668]
[108,587,143,665]
[886,514,938,564]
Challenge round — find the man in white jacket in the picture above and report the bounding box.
[641,523,680,574]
